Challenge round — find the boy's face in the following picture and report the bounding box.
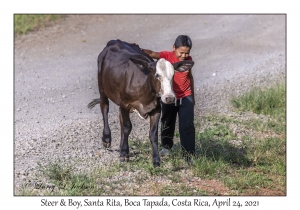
[173,46,191,61]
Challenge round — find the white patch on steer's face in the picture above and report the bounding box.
[155,58,176,104]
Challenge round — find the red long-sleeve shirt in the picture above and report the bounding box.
[158,51,193,99]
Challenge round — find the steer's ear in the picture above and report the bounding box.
[172,60,194,72]
[129,57,157,71]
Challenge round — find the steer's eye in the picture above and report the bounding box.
[155,73,161,79]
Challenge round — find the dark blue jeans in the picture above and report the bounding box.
[160,95,195,156]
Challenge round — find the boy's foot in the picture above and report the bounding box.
[159,147,170,156]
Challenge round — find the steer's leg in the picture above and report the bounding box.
[149,106,161,167]
[119,106,132,162]
[100,93,111,148]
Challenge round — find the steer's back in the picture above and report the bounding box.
[97,40,154,107]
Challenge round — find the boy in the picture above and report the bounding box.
[137,35,195,161]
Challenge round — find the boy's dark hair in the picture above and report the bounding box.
[174,35,192,49]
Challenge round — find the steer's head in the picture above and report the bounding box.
[130,57,175,104]
[129,56,194,104]
[154,58,176,104]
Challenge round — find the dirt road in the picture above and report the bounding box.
[14,14,285,191]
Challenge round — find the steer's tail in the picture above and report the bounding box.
[87,98,100,109]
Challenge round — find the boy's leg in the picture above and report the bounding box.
[178,95,195,156]
[160,101,178,149]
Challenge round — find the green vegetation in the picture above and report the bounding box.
[14,14,65,34]
[17,83,286,196]
[36,161,105,196]
[159,184,208,196]
[231,84,286,117]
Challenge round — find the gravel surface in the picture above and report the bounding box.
[14,14,285,192]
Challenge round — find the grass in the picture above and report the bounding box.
[159,184,208,196]
[16,83,286,196]
[231,83,286,117]
[14,14,65,34]
[35,161,105,196]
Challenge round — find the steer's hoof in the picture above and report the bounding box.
[102,141,111,148]
[153,161,160,167]
[119,157,129,162]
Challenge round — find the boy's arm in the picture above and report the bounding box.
[131,43,160,59]
[141,48,160,59]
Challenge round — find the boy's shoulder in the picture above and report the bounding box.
[158,51,173,57]
[159,51,193,62]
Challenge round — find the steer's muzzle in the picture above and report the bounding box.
[162,95,176,104]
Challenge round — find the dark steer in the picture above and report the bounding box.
[88,39,194,167]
